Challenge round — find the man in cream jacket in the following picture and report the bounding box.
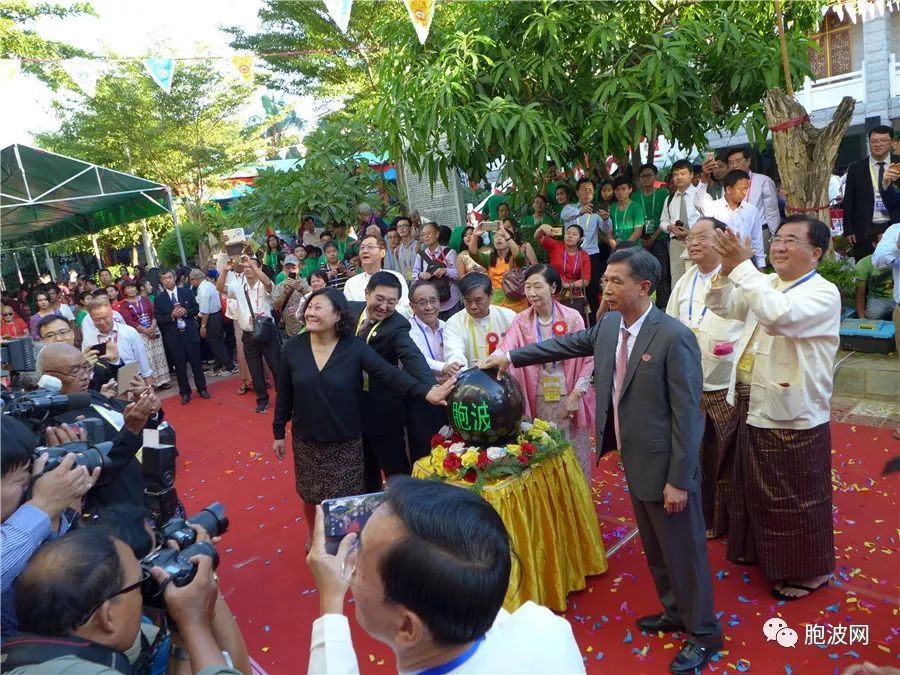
[705,215,839,603]
[665,217,744,539]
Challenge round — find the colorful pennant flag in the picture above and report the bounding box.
[61,58,101,97]
[144,57,175,94]
[323,0,353,33]
[231,55,254,85]
[0,59,20,83]
[403,0,436,45]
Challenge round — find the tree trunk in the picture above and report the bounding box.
[763,89,854,227]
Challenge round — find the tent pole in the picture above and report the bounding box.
[141,220,157,268]
[44,245,57,281]
[91,235,102,266]
[30,248,40,277]
[166,187,187,265]
[13,252,23,284]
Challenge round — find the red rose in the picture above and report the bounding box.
[442,440,453,448]
[430,433,444,446]
[517,454,530,466]
[463,469,477,483]
[443,454,461,471]
[521,442,537,456]
[450,433,465,444]
[476,451,490,469]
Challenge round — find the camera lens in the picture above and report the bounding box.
[189,502,228,538]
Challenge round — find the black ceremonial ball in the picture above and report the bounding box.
[447,368,524,446]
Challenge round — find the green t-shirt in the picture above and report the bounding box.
[520,214,555,228]
[610,201,646,241]
[636,188,668,237]
[519,214,554,264]
[484,194,511,220]
[855,255,894,300]
[75,308,87,326]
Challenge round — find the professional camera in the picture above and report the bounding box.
[0,336,35,374]
[140,541,220,607]
[161,502,229,549]
[33,441,113,476]
[4,389,92,422]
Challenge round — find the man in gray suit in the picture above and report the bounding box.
[480,248,722,674]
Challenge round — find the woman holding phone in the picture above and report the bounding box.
[272,287,453,546]
[534,223,591,318]
[467,221,537,312]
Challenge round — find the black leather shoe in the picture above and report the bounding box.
[637,613,685,634]
[669,642,714,674]
[198,390,211,399]
[180,394,191,405]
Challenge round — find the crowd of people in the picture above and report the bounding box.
[1,127,898,675]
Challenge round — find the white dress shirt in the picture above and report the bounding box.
[666,264,744,391]
[870,155,891,224]
[705,260,840,429]
[444,306,517,368]
[81,320,152,379]
[342,268,411,317]
[744,170,782,232]
[409,316,448,374]
[612,302,654,397]
[872,222,900,303]
[307,601,585,675]
[560,204,607,255]
[80,310,127,343]
[195,279,221,315]
[660,185,702,234]
[694,185,766,267]
[223,272,273,332]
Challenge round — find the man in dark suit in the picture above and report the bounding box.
[842,125,900,261]
[155,269,209,405]
[349,271,436,491]
[481,248,722,674]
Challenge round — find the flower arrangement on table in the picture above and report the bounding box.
[427,418,572,492]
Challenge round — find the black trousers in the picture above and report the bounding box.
[205,311,230,369]
[242,331,281,406]
[362,428,410,492]
[645,237,671,309]
[629,490,722,649]
[169,330,207,396]
[586,245,610,325]
[406,396,447,464]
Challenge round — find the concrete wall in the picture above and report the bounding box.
[402,159,467,229]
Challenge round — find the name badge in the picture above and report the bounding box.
[542,374,562,402]
[362,372,370,392]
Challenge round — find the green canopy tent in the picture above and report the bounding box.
[1,144,188,279]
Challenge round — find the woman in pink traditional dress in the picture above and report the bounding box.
[120,280,171,389]
[499,264,595,485]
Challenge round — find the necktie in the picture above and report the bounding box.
[877,161,885,189]
[357,318,374,338]
[613,326,630,450]
[678,191,689,227]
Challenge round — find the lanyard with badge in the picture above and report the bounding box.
[737,269,817,374]
[870,161,888,215]
[468,315,497,362]
[356,312,383,391]
[535,305,569,402]
[687,270,709,334]
[413,316,442,360]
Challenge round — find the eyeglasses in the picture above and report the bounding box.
[47,363,93,378]
[42,327,73,341]
[77,567,151,626]
[370,295,398,308]
[358,245,383,252]
[771,235,815,249]
[1,312,14,317]
[413,298,439,307]
[685,235,711,244]
[341,538,360,581]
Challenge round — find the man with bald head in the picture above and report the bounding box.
[37,314,121,393]
[36,344,159,512]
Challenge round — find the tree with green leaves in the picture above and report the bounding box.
[0,1,95,89]
[248,94,305,158]
[36,60,265,256]
[235,0,823,193]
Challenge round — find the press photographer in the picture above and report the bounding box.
[2,527,244,675]
[1,416,99,637]
[31,343,162,511]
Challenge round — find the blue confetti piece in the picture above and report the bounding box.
[601,615,609,623]
[844,651,860,658]
[737,595,751,603]
[715,610,725,619]
[742,572,751,584]
[595,651,604,660]
[825,603,840,612]
[624,629,633,644]
[736,659,750,672]
[828,654,839,660]
[263,625,270,632]
[785,665,792,675]
[716,570,727,580]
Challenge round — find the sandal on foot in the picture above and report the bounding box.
[237,383,249,395]
[771,579,829,602]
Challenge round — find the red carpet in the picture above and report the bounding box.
[163,378,899,674]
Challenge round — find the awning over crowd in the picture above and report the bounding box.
[1,144,173,245]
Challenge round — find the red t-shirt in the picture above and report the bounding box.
[540,236,591,285]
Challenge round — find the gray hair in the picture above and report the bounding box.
[606,248,661,294]
[356,203,374,216]
[188,268,205,280]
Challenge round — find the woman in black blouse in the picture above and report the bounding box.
[272,287,453,542]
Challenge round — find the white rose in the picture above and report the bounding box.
[519,421,534,433]
[540,432,552,443]
[439,425,453,438]
[548,421,558,429]
[448,442,467,456]
[486,446,507,461]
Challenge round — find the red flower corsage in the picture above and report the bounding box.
[486,332,500,354]
[552,320,567,336]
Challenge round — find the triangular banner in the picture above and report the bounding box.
[0,59,20,83]
[231,55,254,85]
[144,57,175,94]
[402,0,436,45]
[323,0,353,32]
[61,58,101,97]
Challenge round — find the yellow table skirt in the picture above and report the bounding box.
[412,447,608,612]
